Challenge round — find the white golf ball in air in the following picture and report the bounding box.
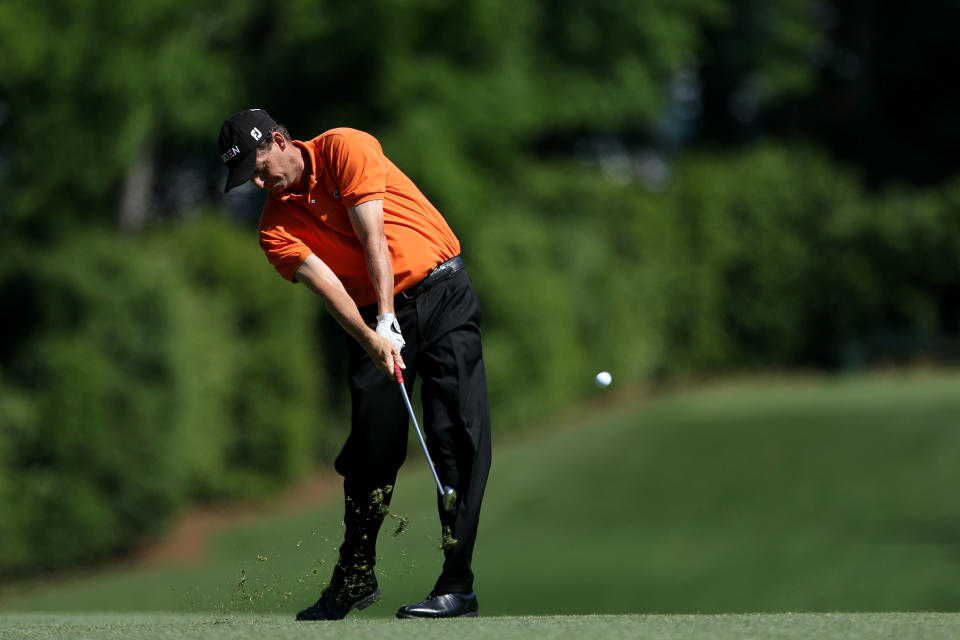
[595,371,612,388]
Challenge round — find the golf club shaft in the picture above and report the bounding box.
[394,364,446,497]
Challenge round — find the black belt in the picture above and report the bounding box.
[401,255,465,300]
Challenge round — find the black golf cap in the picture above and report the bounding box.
[218,109,277,193]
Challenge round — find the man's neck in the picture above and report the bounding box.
[289,145,311,194]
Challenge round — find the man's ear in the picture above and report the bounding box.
[273,131,287,150]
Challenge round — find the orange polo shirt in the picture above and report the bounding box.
[258,128,460,308]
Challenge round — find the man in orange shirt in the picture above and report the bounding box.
[218,109,492,620]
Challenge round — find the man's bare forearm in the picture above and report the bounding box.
[348,199,394,316]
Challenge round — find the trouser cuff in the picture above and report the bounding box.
[433,578,474,595]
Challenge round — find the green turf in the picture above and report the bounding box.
[2,613,960,640]
[2,371,960,618]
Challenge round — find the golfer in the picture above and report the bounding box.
[218,109,492,620]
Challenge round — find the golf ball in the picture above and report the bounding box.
[595,371,612,388]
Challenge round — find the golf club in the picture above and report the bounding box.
[394,363,457,511]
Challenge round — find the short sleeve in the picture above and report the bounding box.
[327,132,387,208]
[259,223,313,282]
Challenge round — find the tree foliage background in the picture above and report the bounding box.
[1,0,958,575]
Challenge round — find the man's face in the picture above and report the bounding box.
[251,140,293,192]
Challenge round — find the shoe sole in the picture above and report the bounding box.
[396,610,479,619]
[296,588,381,621]
[350,588,382,613]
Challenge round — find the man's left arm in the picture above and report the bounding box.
[348,199,393,314]
[348,199,405,352]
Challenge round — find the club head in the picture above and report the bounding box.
[441,486,457,511]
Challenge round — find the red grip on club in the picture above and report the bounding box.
[394,363,405,384]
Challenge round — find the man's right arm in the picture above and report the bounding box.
[295,254,404,377]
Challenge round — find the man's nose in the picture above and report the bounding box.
[252,176,265,189]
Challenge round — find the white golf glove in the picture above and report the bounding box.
[376,312,406,352]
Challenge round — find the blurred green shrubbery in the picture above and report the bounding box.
[141,218,329,499]
[652,146,959,372]
[467,145,960,425]
[0,234,183,574]
[0,219,329,576]
[1,146,957,575]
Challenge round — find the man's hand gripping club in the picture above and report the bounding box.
[364,325,405,380]
[364,313,406,380]
[376,312,405,352]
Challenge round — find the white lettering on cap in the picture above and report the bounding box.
[221,145,240,163]
[250,127,263,141]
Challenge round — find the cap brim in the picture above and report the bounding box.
[223,151,257,193]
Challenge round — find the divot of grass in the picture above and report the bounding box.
[440,526,458,551]
[390,513,410,537]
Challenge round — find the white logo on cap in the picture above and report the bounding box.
[250,127,263,141]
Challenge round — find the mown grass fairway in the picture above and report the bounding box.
[2,371,960,623]
[2,613,960,640]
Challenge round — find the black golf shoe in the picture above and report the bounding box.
[396,591,479,619]
[295,578,381,621]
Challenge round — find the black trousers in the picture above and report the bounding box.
[333,266,492,595]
